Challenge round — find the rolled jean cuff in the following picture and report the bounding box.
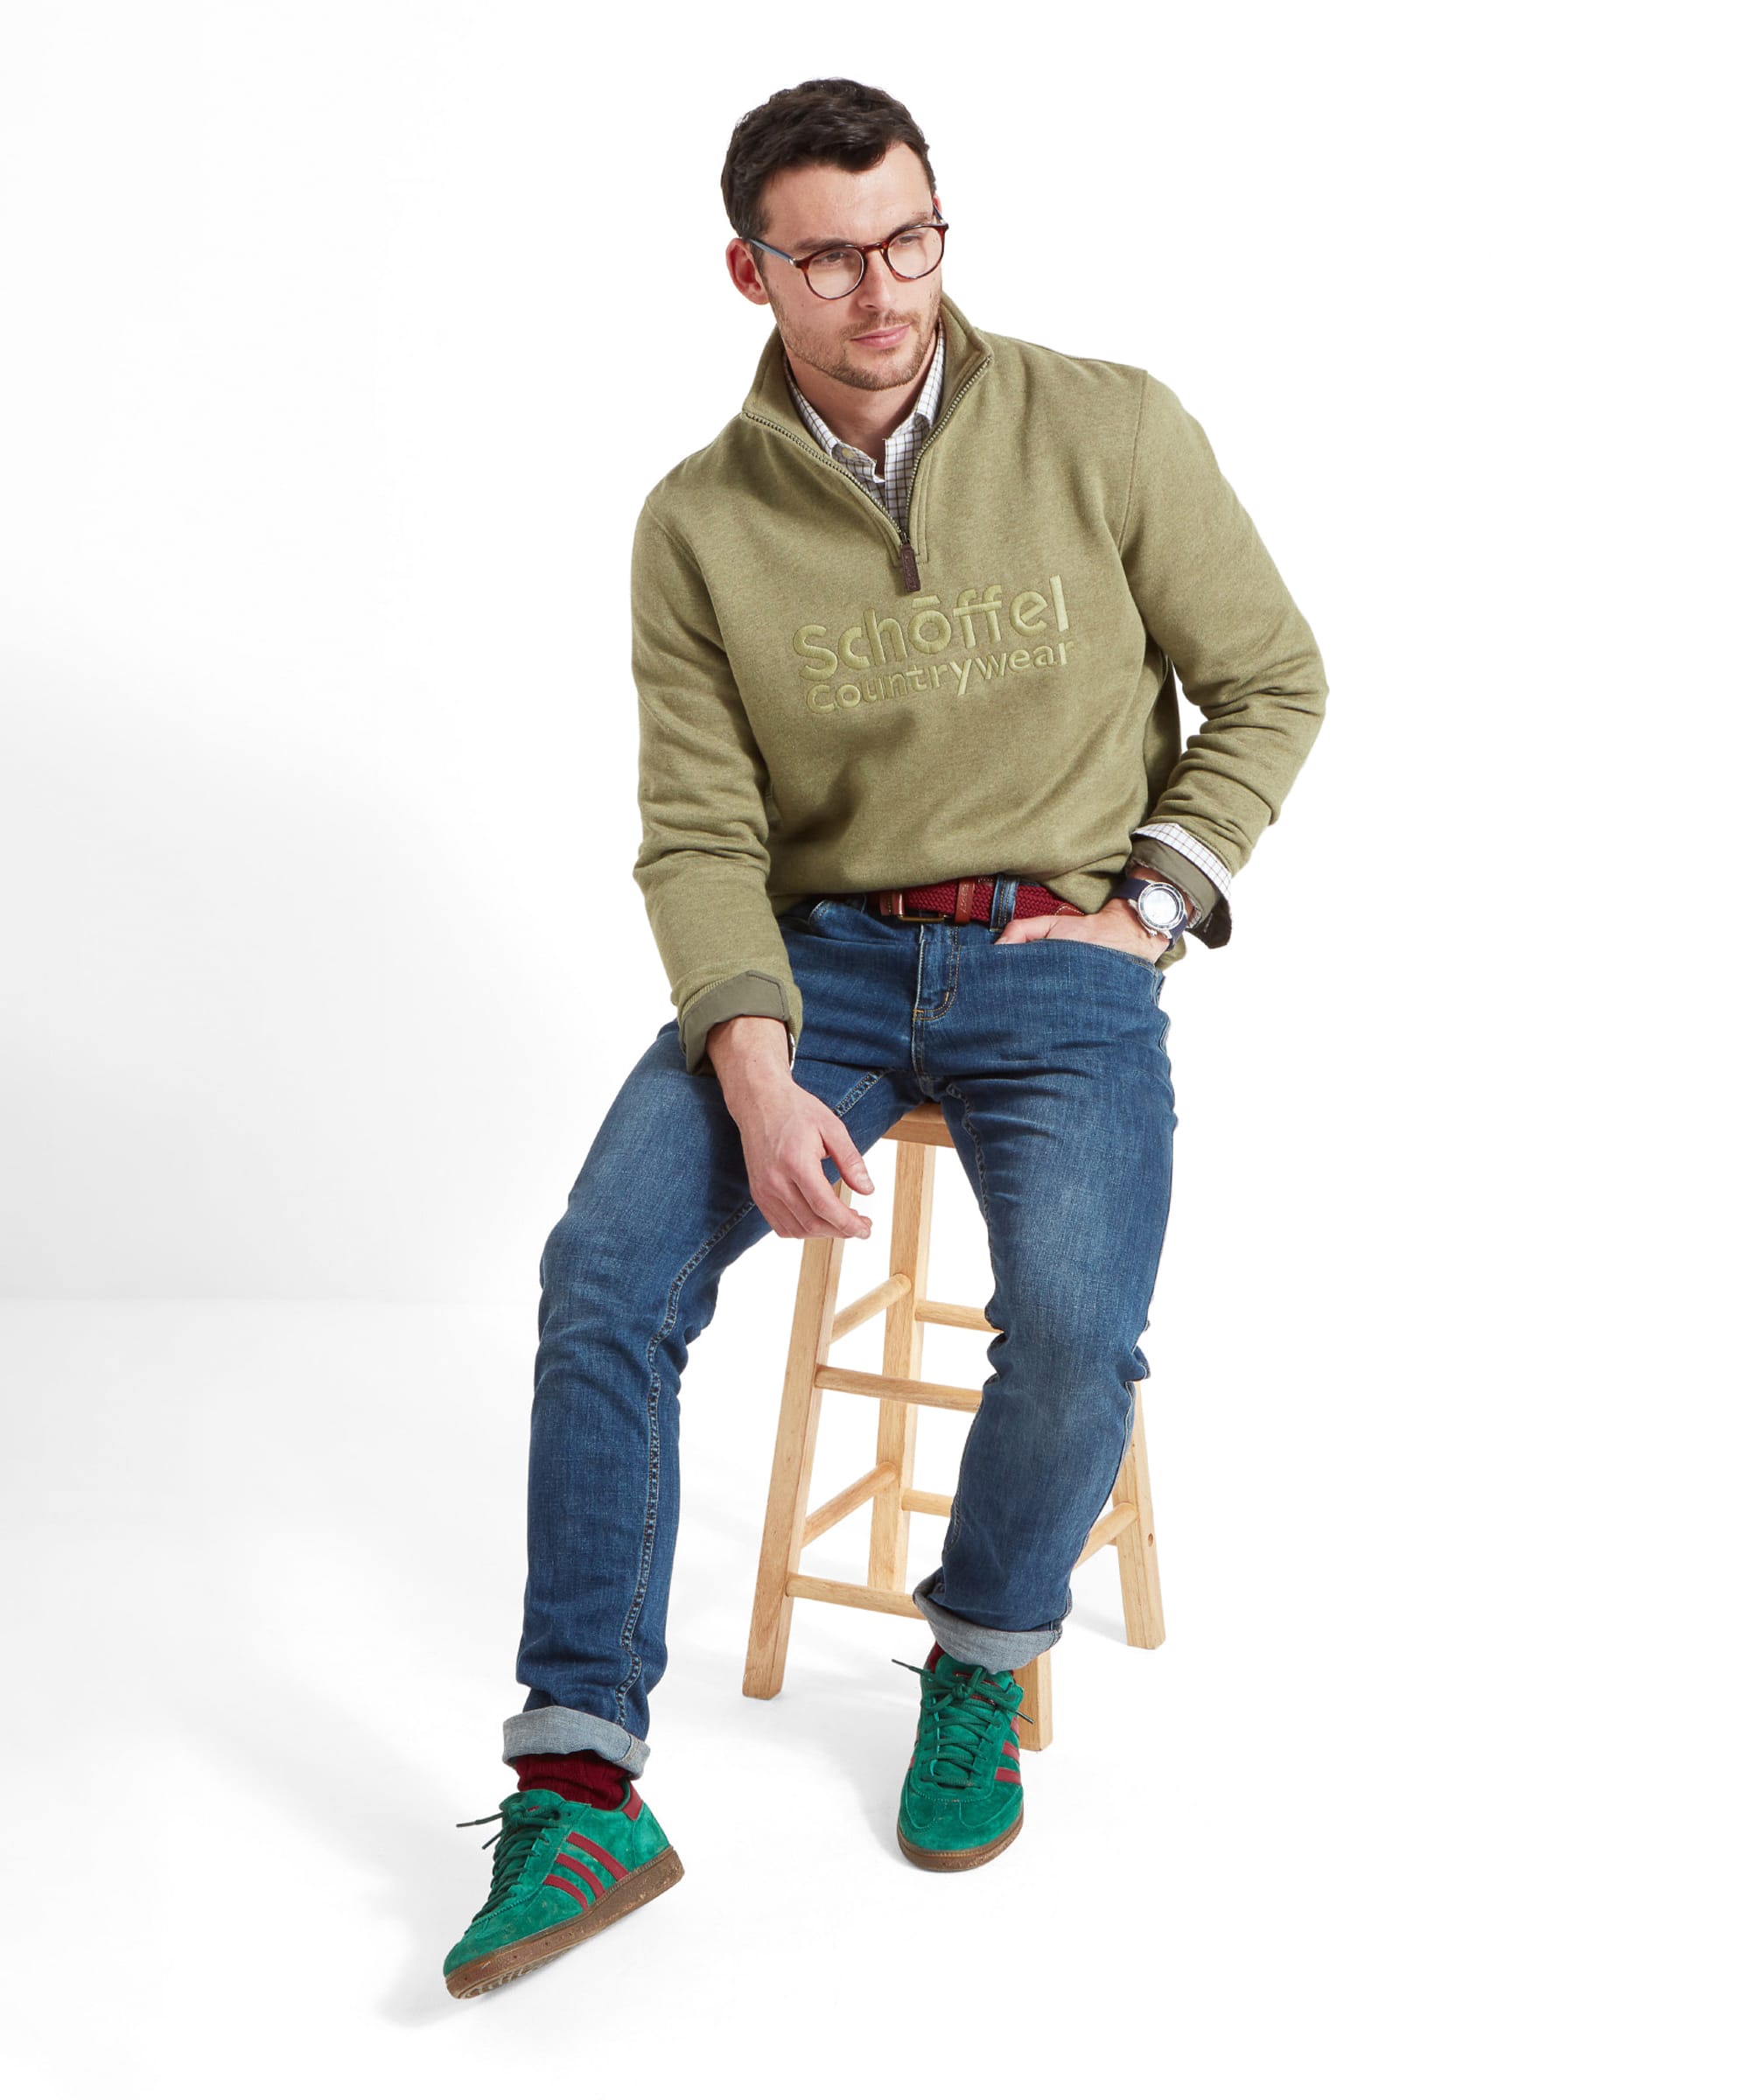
[910,1568,1063,1675]
[501,1704,650,1777]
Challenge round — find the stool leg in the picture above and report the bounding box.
[1114,1382,1166,1649]
[744,1221,851,1700]
[868,1138,934,1599]
[1013,1651,1054,1753]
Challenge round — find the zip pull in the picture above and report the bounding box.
[899,533,920,592]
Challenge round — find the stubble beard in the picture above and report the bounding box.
[782,284,942,396]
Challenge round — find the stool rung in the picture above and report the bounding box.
[913,1298,995,1334]
[802,1462,897,1546]
[830,1273,911,1342]
[1077,1502,1138,1563]
[787,1574,924,1619]
[814,1365,981,1412]
[900,1488,952,1517]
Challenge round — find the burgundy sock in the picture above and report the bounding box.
[926,1638,1006,1710]
[511,1749,631,1812]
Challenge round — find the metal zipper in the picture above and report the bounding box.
[893,355,990,590]
[739,353,991,595]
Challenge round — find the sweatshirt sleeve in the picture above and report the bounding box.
[1120,374,1327,945]
[629,500,803,1077]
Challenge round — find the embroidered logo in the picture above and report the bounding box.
[792,575,1076,716]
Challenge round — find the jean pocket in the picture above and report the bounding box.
[797,896,893,942]
[1073,936,1166,984]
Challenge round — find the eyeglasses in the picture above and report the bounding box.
[745,216,948,300]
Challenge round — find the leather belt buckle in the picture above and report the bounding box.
[881,888,951,922]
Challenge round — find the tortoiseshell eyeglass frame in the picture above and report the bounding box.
[743,218,949,299]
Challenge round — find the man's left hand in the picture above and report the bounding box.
[991,898,1167,962]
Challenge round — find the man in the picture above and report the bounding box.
[443,76,1326,1998]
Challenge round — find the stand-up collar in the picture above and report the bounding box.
[739,290,992,441]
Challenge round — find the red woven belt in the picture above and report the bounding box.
[873,878,1086,925]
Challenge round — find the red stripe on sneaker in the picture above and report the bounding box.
[564,1830,628,1880]
[555,1852,606,1899]
[995,1768,1020,1783]
[544,1872,594,1904]
[1003,1740,1019,1755]
[624,1783,644,1821]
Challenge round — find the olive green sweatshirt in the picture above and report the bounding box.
[630,291,1326,1075]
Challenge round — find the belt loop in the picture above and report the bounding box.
[990,874,1018,933]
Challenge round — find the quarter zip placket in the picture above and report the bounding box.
[740,354,991,595]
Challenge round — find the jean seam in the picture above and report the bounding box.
[615,1192,760,1721]
[940,1080,991,1223]
[829,1068,893,1120]
[1057,1378,1140,1585]
[914,924,962,1021]
[934,1079,994,1573]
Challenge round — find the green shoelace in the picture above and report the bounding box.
[892,1657,1032,1788]
[455,1796,564,1920]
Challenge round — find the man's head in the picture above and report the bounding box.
[721,78,944,400]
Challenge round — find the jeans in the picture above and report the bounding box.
[504,878,1178,1775]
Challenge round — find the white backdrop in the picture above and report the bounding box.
[2,4,1736,2094]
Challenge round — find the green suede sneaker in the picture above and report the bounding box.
[444,1780,683,1998]
[893,1642,1031,1872]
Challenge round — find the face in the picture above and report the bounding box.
[729,143,944,396]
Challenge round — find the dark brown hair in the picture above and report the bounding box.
[720,78,936,248]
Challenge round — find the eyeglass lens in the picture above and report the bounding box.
[806,224,943,298]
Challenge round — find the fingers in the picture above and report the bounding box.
[752,1176,867,1241]
[789,1151,872,1239]
[825,1119,876,1197]
[752,1110,875,1241]
[808,1111,873,1235]
[1000,914,1159,961]
[754,1191,810,1240]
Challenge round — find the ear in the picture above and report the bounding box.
[726,237,771,308]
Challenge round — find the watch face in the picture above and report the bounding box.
[1138,882,1186,934]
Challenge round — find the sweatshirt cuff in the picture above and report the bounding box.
[679,970,799,1077]
[1126,832,1233,949]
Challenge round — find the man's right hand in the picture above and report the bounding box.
[706,1014,874,1241]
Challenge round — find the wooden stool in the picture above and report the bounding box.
[742,1099,1166,1750]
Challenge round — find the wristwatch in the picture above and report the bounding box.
[1113,872,1194,946]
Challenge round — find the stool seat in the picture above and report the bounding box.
[743,1100,1166,1750]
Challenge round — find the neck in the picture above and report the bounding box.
[787,327,935,464]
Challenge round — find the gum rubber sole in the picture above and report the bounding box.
[897,1806,1023,1873]
[445,1844,685,1998]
